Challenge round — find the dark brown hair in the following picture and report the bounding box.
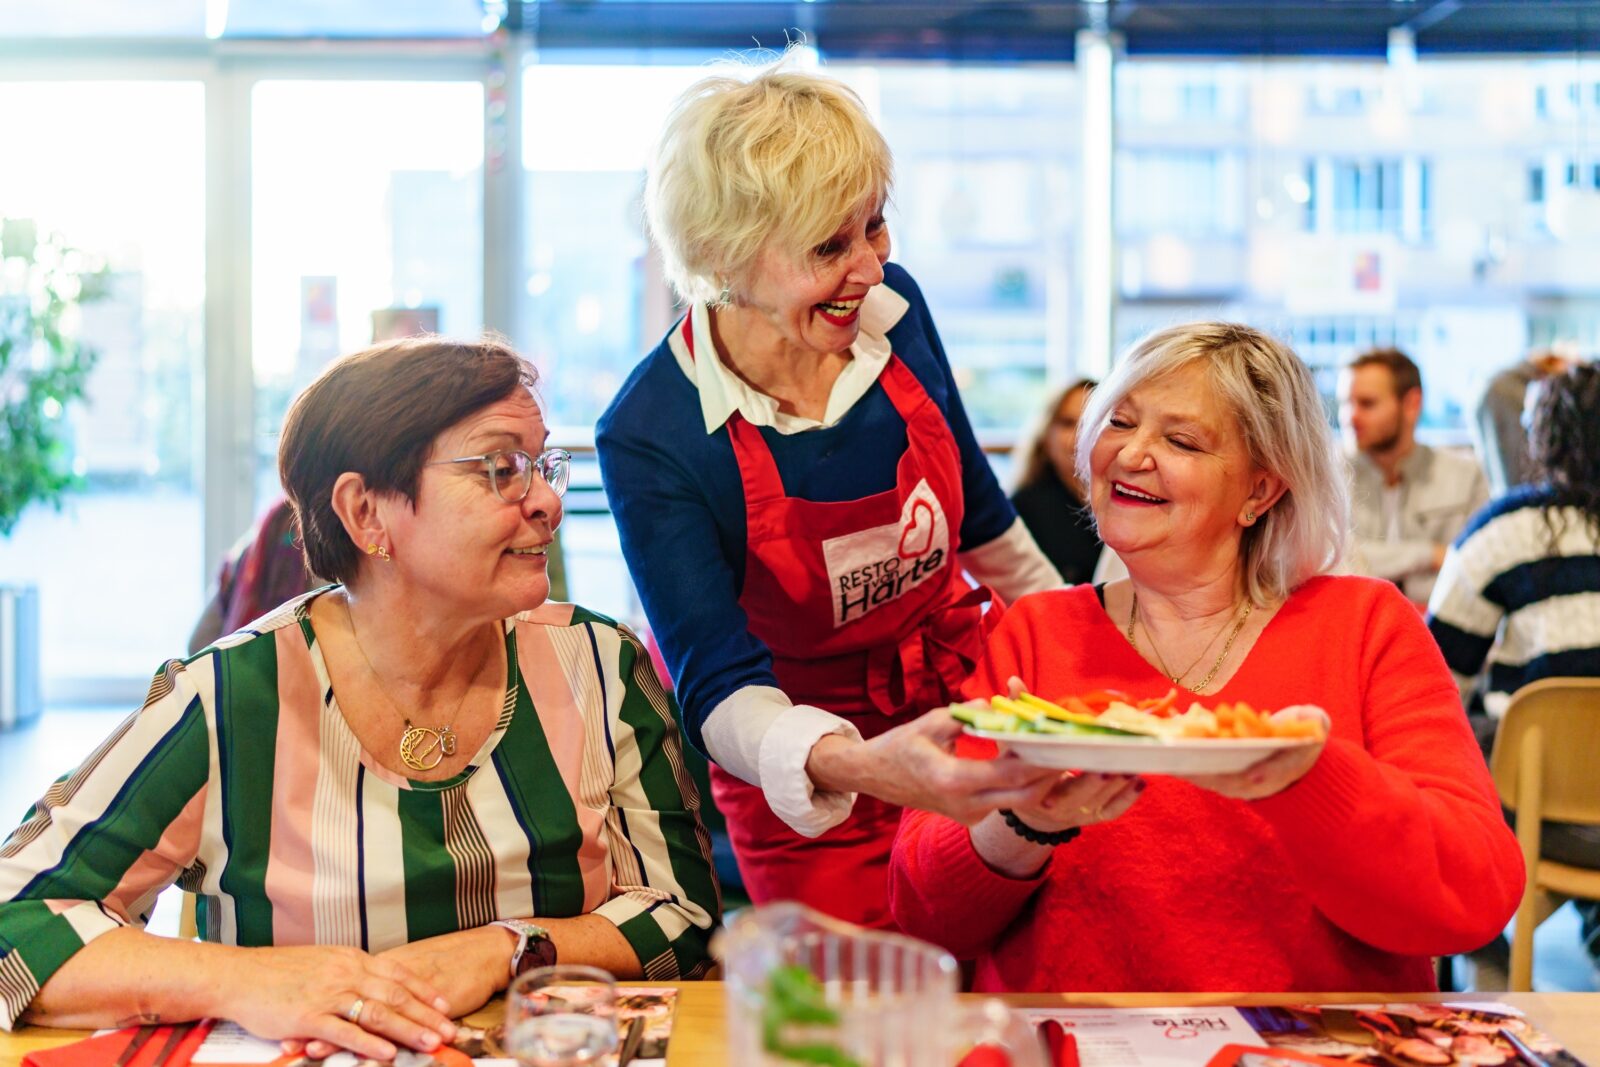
[1529,361,1600,548]
[278,335,539,584]
[1347,346,1422,399]
[1015,378,1097,494]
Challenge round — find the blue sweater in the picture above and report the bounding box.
[1427,484,1600,713]
[595,264,1016,753]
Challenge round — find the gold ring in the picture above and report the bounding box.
[345,998,366,1024]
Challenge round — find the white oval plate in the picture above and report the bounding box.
[963,728,1319,774]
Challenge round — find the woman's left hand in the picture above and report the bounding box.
[1177,706,1330,800]
[375,929,508,1018]
[285,929,508,1059]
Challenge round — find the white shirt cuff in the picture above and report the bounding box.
[701,685,862,838]
[959,517,1064,602]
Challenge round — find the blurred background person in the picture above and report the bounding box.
[1010,378,1103,585]
[188,498,316,653]
[1428,362,1600,974]
[1341,346,1488,607]
[1473,345,1576,497]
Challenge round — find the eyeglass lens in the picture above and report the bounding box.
[490,449,569,502]
[538,450,571,497]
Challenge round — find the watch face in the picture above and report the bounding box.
[515,933,558,975]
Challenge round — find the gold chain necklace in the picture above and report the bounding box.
[1126,589,1253,694]
[344,602,490,772]
[1139,601,1232,683]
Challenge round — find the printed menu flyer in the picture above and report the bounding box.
[1019,1002,1587,1067]
[1238,1002,1581,1067]
[1021,1006,1261,1067]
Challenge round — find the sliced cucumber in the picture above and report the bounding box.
[950,705,1017,732]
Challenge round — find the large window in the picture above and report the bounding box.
[251,79,484,508]
[0,81,205,694]
[1115,57,1600,440]
[869,65,1079,433]
[5,44,1600,702]
[521,63,710,437]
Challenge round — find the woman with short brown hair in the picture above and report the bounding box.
[0,336,718,1051]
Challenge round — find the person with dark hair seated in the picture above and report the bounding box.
[0,336,719,1051]
[1011,378,1102,585]
[1429,361,1600,971]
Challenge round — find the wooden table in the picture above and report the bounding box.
[5,987,1597,1067]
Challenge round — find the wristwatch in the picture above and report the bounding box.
[491,918,557,979]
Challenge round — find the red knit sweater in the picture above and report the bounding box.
[889,576,1524,993]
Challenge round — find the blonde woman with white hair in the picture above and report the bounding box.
[595,64,1063,928]
[890,322,1523,992]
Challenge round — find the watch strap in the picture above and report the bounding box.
[491,918,553,980]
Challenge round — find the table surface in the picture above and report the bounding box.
[5,987,1597,1067]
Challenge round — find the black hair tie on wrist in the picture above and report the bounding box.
[1000,809,1082,846]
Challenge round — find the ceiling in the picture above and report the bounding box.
[520,1,1600,59]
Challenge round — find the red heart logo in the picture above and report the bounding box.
[897,499,936,558]
[1164,1026,1200,1040]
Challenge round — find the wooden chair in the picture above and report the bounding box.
[178,890,198,940]
[1488,677,1600,990]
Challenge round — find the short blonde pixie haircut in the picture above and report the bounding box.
[646,64,893,305]
[1074,322,1349,605]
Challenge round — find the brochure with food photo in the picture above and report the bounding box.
[1237,1003,1588,1067]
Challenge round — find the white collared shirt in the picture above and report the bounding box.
[663,279,1061,839]
[667,282,911,435]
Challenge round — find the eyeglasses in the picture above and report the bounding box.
[429,447,571,503]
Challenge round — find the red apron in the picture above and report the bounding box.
[680,317,996,929]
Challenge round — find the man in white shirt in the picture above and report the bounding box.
[1339,347,1488,607]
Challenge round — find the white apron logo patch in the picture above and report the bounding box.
[820,479,951,628]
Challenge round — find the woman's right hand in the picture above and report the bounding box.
[1002,771,1144,834]
[967,772,1143,879]
[218,945,457,1060]
[806,706,1064,824]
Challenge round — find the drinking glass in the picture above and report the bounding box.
[503,965,619,1067]
[718,902,1047,1067]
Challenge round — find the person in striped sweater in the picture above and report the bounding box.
[1427,360,1600,969]
[0,338,719,1049]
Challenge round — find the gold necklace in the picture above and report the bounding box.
[1126,590,1253,694]
[1140,606,1230,683]
[344,602,490,772]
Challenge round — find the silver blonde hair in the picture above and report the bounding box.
[1075,322,1348,604]
[645,62,893,305]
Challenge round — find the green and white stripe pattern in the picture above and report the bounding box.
[0,590,720,1029]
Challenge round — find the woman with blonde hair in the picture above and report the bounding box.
[596,63,1063,928]
[890,321,1523,991]
[1011,378,1101,584]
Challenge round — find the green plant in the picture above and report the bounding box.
[0,218,107,536]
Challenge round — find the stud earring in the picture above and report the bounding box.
[711,281,732,309]
[1244,511,1256,524]
[366,543,391,562]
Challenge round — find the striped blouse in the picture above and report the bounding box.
[0,590,720,1030]
[1426,486,1600,715]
